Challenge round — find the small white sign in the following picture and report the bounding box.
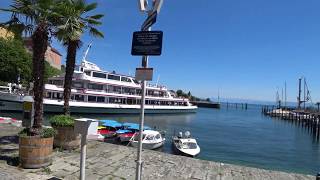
[74,118,98,135]
[135,68,153,81]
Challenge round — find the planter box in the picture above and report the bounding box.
[19,136,53,169]
[53,126,80,150]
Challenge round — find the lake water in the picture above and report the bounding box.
[2,104,319,175]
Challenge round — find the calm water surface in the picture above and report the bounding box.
[2,105,320,175]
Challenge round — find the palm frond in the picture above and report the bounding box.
[89,27,104,38]
[84,3,97,12]
[88,14,104,20]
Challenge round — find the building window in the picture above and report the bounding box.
[92,72,107,78]
[108,74,120,81]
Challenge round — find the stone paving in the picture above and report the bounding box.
[0,123,316,180]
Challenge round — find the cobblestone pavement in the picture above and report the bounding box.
[0,124,315,180]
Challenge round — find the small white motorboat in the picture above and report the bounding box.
[172,131,200,157]
[130,130,165,150]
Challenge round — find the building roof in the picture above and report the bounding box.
[50,47,62,56]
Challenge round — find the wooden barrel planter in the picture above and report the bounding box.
[53,126,80,150]
[19,136,53,169]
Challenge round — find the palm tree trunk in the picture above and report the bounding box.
[63,40,79,115]
[32,24,48,130]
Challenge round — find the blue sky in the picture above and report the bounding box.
[1,0,320,102]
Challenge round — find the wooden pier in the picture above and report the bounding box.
[262,106,320,142]
[225,102,248,110]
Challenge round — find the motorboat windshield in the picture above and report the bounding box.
[181,142,198,149]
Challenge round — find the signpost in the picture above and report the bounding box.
[135,68,153,81]
[135,1,163,180]
[131,31,163,56]
[141,11,157,31]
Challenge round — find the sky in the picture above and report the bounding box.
[1,0,320,102]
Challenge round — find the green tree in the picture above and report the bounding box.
[176,90,183,97]
[0,37,32,85]
[55,0,104,115]
[0,37,61,85]
[2,0,61,133]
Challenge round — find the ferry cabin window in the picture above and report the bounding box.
[84,71,91,76]
[97,96,105,103]
[72,82,84,88]
[133,79,140,84]
[88,83,103,90]
[50,80,63,86]
[109,97,126,104]
[121,77,131,82]
[53,92,63,100]
[45,92,52,98]
[108,74,120,81]
[107,85,121,94]
[75,94,84,101]
[136,89,142,95]
[88,96,96,102]
[122,87,135,95]
[92,72,107,79]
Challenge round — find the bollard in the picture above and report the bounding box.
[22,96,34,127]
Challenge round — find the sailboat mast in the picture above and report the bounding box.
[284,81,287,107]
[303,77,306,110]
[281,88,283,107]
[298,77,302,109]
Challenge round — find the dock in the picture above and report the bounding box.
[190,101,221,109]
[262,106,320,142]
[0,123,315,180]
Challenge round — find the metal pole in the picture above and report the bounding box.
[80,133,87,180]
[136,55,148,180]
[136,24,150,179]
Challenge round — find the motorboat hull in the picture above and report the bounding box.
[130,140,165,150]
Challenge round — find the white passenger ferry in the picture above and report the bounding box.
[0,60,197,114]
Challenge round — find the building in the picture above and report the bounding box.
[0,27,14,39]
[24,38,62,70]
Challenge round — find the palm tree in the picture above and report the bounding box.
[1,0,60,133]
[54,0,104,115]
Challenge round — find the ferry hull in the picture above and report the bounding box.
[0,96,197,114]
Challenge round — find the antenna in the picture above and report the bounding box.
[155,75,160,86]
[82,42,92,63]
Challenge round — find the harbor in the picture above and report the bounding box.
[1,0,320,179]
[2,105,320,176]
[0,123,315,180]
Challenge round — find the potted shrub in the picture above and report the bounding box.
[19,127,55,168]
[50,115,80,150]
